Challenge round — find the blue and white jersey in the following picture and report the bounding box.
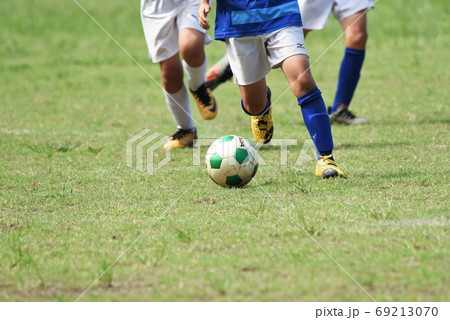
[214,0,303,40]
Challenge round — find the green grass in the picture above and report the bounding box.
[1,0,449,301]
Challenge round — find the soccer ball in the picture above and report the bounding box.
[205,135,258,188]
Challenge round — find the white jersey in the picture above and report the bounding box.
[298,0,374,30]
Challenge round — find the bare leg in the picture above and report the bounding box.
[159,53,194,133]
[179,28,206,67]
[341,10,368,50]
[179,28,217,120]
[240,78,273,144]
[303,28,312,38]
[239,78,268,115]
[280,54,316,98]
[179,28,207,91]
[160,53,183,93]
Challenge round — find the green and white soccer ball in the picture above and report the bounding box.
[205,135,258,188]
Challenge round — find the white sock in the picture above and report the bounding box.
[163,84,195,130]
[182,58,207,91]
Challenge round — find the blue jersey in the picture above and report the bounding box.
[214,0,303,40]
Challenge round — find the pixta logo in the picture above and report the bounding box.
[127,129,319,176]
[126,129,170,175]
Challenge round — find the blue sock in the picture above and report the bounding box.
[298,87,333,156]
[331,48,365,113]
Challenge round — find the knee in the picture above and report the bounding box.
[300,76,317,93]
[181,46,205,67]
[180,44,199,63]
[180,34,205,66]
[346,29,368,49]
[292,74,317,97]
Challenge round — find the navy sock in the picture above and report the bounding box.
[331,48,365,113]
[298,87,333,156]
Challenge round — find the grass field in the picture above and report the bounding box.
[1,0,449,301]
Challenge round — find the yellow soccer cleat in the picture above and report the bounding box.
[190,83,218,120]
[250,88,273,144]
[315,155,346,179]
[163,128,197,150]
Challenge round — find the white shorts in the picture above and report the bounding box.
[225,26,308,86]
[141,0,210,63]
[298,0,374,30]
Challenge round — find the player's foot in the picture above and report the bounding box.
[328,105,369,125]
[315,155,346,179]
[205,57,233,90]
[251,88,274,144]
[163,127,197,150]
[190,83,218,120]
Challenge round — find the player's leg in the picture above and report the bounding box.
[226,36,274,144]
[159,54,197,149]
[178,3,217,120]
[179,28,206,83]
[329,7,370,125]
[160,53,184,93]
[280,54,345,178]
[179,28,217,120]
[280,54,317,97]
[303,29,312,38]
[283,56,346,178]
[271,26,345,178]
[239,78,268,115]
[342,10,368,50]
[141,0,196,149]
[239,80,274,145]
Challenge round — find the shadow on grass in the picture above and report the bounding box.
[366,118,450,126]
[416,118,450,125]
[255,144,283,151]
[335,140,411,150]
[251,177,276,187]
